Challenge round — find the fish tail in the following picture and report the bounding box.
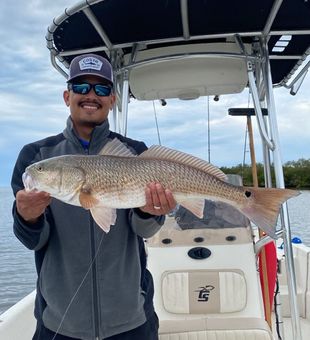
[240,188,300,238]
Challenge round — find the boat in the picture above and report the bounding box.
[1,0,310,339]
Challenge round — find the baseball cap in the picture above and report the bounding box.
[67,53,113,84]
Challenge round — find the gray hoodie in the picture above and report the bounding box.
[11,117,164,339]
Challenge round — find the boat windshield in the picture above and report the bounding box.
[174,200,250,230]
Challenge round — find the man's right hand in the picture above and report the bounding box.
[16,190,52,224]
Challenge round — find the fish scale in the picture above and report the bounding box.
[79,157,229,200]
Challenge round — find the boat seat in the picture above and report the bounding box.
[146,219,273,340]
[161,269,247,314]
[159,317,272,340]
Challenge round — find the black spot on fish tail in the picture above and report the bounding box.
[245,190,252,198]
[239,187,299,238]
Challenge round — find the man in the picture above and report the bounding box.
[11,53,176,340]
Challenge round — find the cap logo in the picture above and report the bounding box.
[79,57,103,71]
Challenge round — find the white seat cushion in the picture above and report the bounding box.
[159,317,273,340]
[162,270,247,314]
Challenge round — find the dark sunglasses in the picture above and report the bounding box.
[68,82,113,97]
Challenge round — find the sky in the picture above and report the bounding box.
[0,0,310,187]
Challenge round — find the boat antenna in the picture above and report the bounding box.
[152,100,162,145]
[207,96,211,162]
[242,90,251,176]
[242,123,249,179]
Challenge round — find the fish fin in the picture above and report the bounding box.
[139,145,227,181]
[99,138,135,157]
[79,188,99,209]
[240,188,300,238]
[90,207,117,233]
[179,199,205,218]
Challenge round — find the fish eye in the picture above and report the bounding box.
[37,165,43,172]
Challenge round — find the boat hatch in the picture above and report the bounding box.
[123,43,251,100]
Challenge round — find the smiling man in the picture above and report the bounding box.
[63,55,115,141]
[11,53,176,340]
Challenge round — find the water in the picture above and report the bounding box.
[0,187,37,314]
[0,187,310,314]
[284,190,310,245]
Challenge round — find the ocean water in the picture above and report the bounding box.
[0,187,310,314]
[0,187,37,314]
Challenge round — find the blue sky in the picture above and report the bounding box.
[1,0,310,187]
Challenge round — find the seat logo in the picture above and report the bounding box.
[195,285,215,302]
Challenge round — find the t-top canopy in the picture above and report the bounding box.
[46,0,310,91]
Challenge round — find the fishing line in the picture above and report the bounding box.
[51,230,105,340]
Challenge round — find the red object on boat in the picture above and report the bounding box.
[259,241,277,321]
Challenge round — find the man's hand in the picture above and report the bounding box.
[16,190,52,224]
[139,183,177,216]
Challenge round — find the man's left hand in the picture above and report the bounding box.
[139,183,177,216]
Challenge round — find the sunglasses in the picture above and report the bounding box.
[68,82,113,97]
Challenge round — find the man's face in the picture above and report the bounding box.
[63,75,115,128]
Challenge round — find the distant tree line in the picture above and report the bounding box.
[220,158,310,189]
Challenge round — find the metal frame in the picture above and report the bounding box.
[252,1,302,335]
[44,1,310,339]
